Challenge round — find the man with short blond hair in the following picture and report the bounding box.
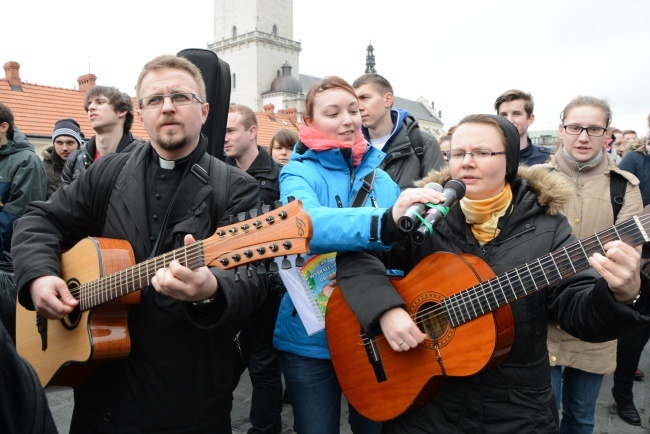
[353,73,444,190]
[13,54,263,433]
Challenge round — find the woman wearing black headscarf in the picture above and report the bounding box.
[334,114,649,433]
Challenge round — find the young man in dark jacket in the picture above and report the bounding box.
[225,104,283,434]
[353,73,445,190]
[43,118,82,197]
[61,86,141,187]
[12,55,265,433]
[334,115,649,433]
[494,89,550,166]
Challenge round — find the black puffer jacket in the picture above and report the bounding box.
[377,114,445,190]
[225,145,280,207]
[337,166,650,433]
[60,132,141,188]
[13,137,265,433]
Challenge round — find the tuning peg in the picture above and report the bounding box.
[273,200,284,210]
[229,214,235,224]
[237,212,247,222]
[249,209,259,218]
[256,263,267,275]
[268,261,279,272]
[287,196,295,202]
[282,256,292,269]
[234,268,240,282]
[246,265,254,278]
[261,204,271,214]
[295,254,305,268]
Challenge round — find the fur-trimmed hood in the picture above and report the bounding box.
[415,165,574,216]
[624,137,648,155]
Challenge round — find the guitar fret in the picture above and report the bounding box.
[549,255,562,281]
[612,225,621,241]
[564,247,576,274]
[594,232,605,254]
[459,291,474,322]
[524,264,539,291]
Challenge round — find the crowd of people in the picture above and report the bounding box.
[0,53,648,434]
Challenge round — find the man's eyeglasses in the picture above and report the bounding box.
[139,92,203,109]
[445,149,507,161]
[562,125,607,137]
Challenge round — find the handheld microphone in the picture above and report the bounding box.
[411,179,466,244]
[397,182,444,233]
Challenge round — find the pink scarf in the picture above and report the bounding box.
[299,124,367,166]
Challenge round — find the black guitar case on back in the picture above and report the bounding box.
[177,48,231,160]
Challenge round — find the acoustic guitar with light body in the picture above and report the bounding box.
[16,200,312,388]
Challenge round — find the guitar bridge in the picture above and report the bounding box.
[36,313,48,351]
[433,337,446,377]
[362,329,387,383]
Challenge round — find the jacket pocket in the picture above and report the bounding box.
[507,384,554,410]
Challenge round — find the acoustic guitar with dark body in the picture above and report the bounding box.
[326,214,649,422]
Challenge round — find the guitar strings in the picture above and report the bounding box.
[364,216,648,347]
[70,210,300,308]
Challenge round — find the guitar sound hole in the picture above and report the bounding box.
[416,302,449,340]
[61,279,81,329]
[61,306,81,329]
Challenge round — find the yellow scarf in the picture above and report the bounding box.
[460,184,513,244]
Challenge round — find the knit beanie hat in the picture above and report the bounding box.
[52,118,83,147]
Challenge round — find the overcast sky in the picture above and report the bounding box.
[3,0,649,135]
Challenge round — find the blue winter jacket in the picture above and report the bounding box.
[273,142,400,359]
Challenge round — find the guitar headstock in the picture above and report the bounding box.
[202,200,312,271]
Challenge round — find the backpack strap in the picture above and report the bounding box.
[610,171,627,222]
[89,152,132,236]
[207,155,231,232]
[350,170,377,208]
[407,125,424,162]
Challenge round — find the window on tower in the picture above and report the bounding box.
[232,26,237,37]
[272,24,278,36]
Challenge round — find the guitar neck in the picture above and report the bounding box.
[77,200,313,311]
[444,215,650,328]
[78,243,203,310]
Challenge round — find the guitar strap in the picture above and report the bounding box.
[150,153,230,257]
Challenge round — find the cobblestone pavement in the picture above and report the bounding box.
[47,343,649,433]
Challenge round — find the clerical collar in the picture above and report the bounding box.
[159,157,175,169]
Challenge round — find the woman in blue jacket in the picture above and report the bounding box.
[273,76,441,434]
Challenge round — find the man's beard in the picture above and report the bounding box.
[157,133,188,151]
[156,124,188,152]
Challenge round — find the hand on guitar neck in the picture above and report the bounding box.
[29,275,79,320]
[151,234,218,303]
[588,240,642,304]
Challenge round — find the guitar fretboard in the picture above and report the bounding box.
[78,243,204,311]
[443,215,650,328]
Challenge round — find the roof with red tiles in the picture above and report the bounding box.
[0,79,149,141]
[255,111,300,150]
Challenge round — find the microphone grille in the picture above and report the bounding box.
[423,182,444,193]
[444,179,466,200]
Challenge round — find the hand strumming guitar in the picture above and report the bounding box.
[379,307,427,352]
[29,275,79,320]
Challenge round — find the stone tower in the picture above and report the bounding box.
[365,41,376,74]
[208,0,302,111]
